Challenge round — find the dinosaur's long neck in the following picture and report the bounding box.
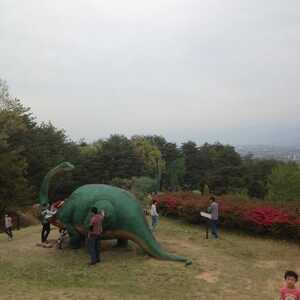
[39,167,60,207]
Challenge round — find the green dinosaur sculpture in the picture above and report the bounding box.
[39,162,191,264]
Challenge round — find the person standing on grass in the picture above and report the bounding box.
[87,208,104,266]
[207,196,219,239]
[41,210,51,244]
[56,227,67,249]
[150,200,159,232]
[40,204,56,244]
[4,214,13,240]
[280,270,300,300]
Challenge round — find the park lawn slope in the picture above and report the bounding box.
[0,217,299,300]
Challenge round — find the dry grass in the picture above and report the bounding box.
[0,217,299,300]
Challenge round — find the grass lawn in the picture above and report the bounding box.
[0,217,299,300]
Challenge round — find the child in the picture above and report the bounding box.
[280,270,300,300]
[56,228,67,249]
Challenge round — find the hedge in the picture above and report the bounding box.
[154,193,300,240]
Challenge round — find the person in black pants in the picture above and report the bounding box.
[40,205,56,243]
[207,196,219,239]
[87,208,104,265]
[41,220,50,243]
[56,228,67,249]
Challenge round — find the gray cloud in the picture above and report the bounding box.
[0,0,299,145]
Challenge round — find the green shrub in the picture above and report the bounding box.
[131,176,157,201]
[111,177,133,190]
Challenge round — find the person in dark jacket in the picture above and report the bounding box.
[207,196,219,239]
[87,207,105,265]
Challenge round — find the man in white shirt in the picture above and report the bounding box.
[150,201,159,232]
[4,214,13,240]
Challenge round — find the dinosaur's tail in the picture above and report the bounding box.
[109,216,192,265]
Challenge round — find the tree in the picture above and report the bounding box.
[200,143,243,195]
[1,79,81,202]
[143,135,168,153]
[137,135,182,190]
[78,139,103,156]
[0,79,12,110]
[0,80,31,213]
[94,135,144,182]
[18,121,81,199]
[143,135,176,167]
[131,176,157,201]
[242,158,278,199]
[203,184,210,195]
[110,177,133,190]
[267,163,300,201]
[181,141,200,190]
[131,136,164,177]
[166,157,185,191]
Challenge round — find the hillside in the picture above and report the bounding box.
[0,217,299,300]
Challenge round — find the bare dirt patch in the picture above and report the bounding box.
[196,271,220,283]
[255,260,278,269]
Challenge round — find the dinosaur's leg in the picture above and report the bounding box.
[116,238,128,248]
[64,223,82,249]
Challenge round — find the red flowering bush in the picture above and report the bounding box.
[243,207,290,226]
[154,193,300,240]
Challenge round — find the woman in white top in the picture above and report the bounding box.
[150,201,159,232]
[4,214,13,240]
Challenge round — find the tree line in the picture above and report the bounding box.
[1,78,299,214]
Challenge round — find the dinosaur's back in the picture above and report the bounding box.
[58,184,143,226]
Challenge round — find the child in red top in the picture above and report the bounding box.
[280,270,300,300]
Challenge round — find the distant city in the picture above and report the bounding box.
[235,145,300,162]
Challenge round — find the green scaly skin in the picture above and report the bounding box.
[39,162,192,264]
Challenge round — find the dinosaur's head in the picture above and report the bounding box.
[56,161,75,173]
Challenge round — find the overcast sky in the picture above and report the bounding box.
[1,0,299,146]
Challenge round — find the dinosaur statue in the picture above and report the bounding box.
[39,162,191,264]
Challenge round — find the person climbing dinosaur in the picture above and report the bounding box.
[87,208,104,265]
[40,204,57,244]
